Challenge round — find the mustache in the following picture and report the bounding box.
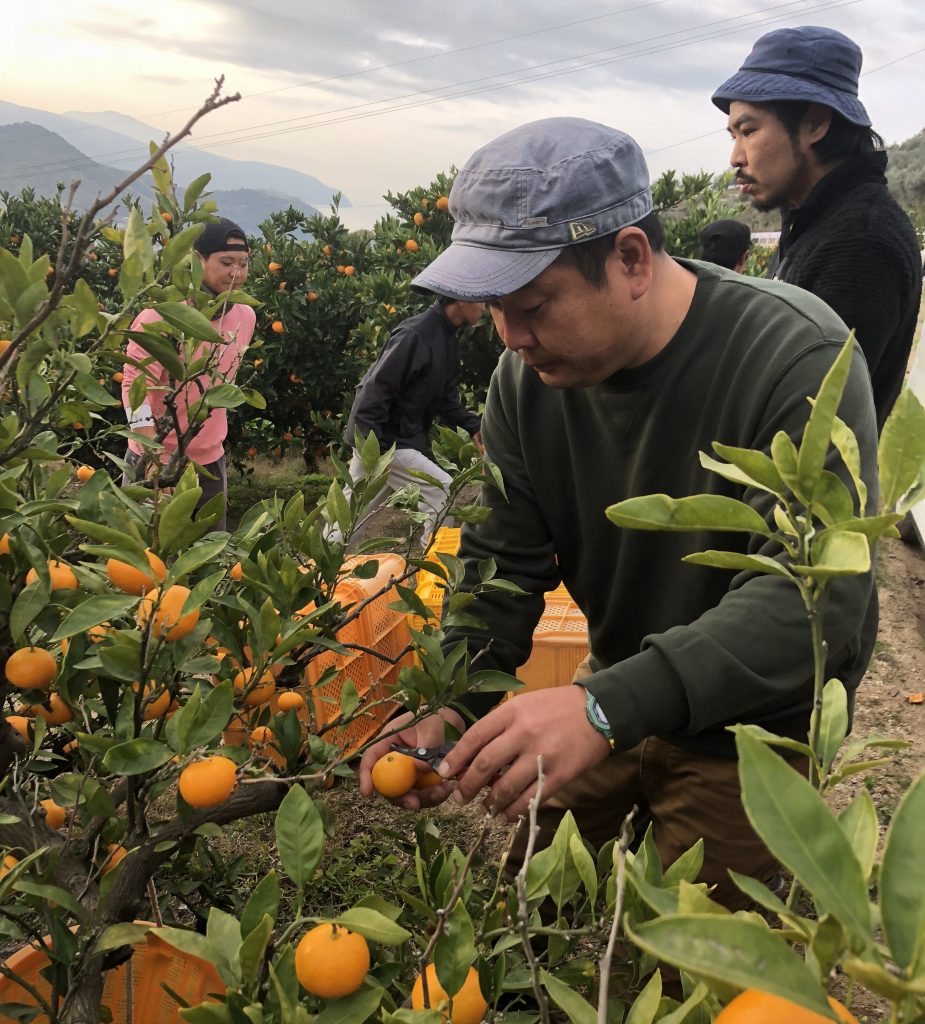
[736,172,757,185]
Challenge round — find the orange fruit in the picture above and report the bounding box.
[133,682,171,721]
[137,585,199,642]
[112,371,124,383]
[289,373,300,383]
[278,281,287,291]
[306,291,318,301]
[26,560,78,590]
[39,798,67,831]
[411,964,487,1024]
[435,196,450,211]
[715,991,858,1024]
[282,432,293,442]
[404,239,419,252]
[6,715,31,743]
[0,532,11,556]
[343,265,355,276]
[232,667,275,707]
[5,647,58,690]
[335,265,345,274]
[371,752,417,798]
[295,923,369,998]
[107,267,118,277]
[271,320,285,334]
[277,690,305,712]
[230,561,244,581]
[0,854,18,878]
[413,212,425,226]
[160,211,172,222]
[322,244,333,256]
[249,725,276,754]
[0,339,10,355]
[75,465,95,482]
[415,768,444,789]
[178,755,238,808]
[247,446,257,458]
[268,262,282,274]
[33,693,73,725]
[102,844,128,874]
[108,549,167,595]
[87,622,110,644]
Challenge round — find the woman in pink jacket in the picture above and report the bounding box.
[121,218,256,530]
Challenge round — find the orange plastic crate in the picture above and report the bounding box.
[223,553,411,760]
[514,584,589,694]
[0,927,223,1024]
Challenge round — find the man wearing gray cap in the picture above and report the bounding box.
[359,117,878,907]
[712,25,922,430]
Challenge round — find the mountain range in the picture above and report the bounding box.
[0,100,348,234]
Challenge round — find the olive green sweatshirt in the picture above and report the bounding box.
[446,260,879,757]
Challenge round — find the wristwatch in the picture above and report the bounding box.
[583,688,615,749]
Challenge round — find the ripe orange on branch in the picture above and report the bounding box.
[179,755,238,808]
[107,549,168,595]
[137,585,199,641]
[371,752,417,798]
[232,667,275,707]
[295,924,370,998]
[277,690,306,712]
[715,991,858,1023]
[268,262,282,274]
[271,320,285,334]
[435,196,450,211]
[75,465,95,482]
[404,239,419,252]
[411,964,487,1024]
[5,647,58,690]
[6,715,31,743]
[0,533,11,555]
[39,799,67,831]
[26,560,78,591]
[33,693,73,725]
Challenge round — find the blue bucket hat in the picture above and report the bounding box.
[712,26,871,127]
[412,117,653,301]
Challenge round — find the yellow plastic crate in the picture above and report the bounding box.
[409,526,461,633]
[514,584,589,695]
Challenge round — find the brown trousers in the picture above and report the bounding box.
[509,657,787,911]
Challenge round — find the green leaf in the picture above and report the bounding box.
[606,494,770,536]
[879,772,925,971]
[625,970,662,1024]
[127,328,185,380]
[150,142,173,194]
[734,729,871,945]
[830,415,868,514]
[168,538,228,581]
[124,206,154,281]
[815,678,848,774]
[568,833,598,907]
[434,901,476,1001]
[150,926,214,964]
[161,225,205,271]
[797,336,855,499]
[202,384,246,410]
[878,388,925,510]
[710,444,787,494]
[241,870,280,937]
[275,785,324,887]
[157,302,223,343]
[658,982,710,1024]
[838,791,878,882]
[103,737,174,776]
[69,278,104,338]
[540,969,596,1024]
[157,488,203,557]
[798,530,870,579]
[206,907,243,989]
[625,915,834,1018]
[332,907,411,946]
[682,550,794,580]
[770,431,803,501]
[315,986,384,1024]
[663,839,704,888]
[51,594,139,641]
[183,174,212,212]
[13,880,85,920]
[95,922,151,954]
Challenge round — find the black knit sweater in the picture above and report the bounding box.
[768,152,922,429]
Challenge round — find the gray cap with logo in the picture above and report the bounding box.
[412,117,653,301]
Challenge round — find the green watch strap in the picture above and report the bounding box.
[583,688,614,748]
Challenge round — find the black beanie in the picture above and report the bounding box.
[194,218,248,256]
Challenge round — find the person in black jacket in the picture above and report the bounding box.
[335,298,484,546]
[698,219,752,272]
[713,26,922,430]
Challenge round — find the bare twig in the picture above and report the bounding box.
[598,806,637,1024]
[515,756,550,1024]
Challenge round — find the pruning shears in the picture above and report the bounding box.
[390,742,457,771]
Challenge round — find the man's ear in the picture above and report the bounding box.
[802,103,833,146]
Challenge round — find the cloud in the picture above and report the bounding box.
[378,31,448,50]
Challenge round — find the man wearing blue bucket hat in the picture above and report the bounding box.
[359,117,879,909]
[712,26,921,430]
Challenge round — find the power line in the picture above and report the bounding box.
[0,0,860,182]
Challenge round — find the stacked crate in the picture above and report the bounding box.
[411,528,590,692]
[223,553,412,762]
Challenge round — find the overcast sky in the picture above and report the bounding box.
[6,0,924,227]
